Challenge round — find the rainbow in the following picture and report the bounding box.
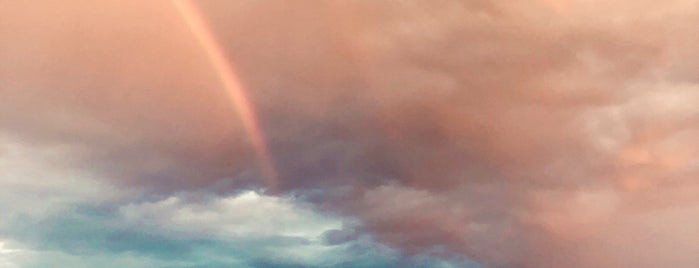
[174,0,278,192]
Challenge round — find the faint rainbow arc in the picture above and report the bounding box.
[174,0,278,191]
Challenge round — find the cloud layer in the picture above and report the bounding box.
[1,0,699,267]
[0,138,478,268]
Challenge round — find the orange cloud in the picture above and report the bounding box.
[1,1,698,267]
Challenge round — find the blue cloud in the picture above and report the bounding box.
[3,198,480,268]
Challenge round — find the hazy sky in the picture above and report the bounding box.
[1,1,698,267]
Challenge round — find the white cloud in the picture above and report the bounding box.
[0,136,132,223]
[118,190,341,240]
[0,240,19,268]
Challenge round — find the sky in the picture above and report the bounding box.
[0,0,698,267]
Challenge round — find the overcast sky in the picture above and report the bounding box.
[1,1,699,267]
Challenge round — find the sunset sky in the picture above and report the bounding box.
[1,1,698,267]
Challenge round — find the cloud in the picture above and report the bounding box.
[0,136,478,267]
[1,0,699,267]
[3,190,477,268]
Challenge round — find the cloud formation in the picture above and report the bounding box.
[1,0,699,267]
[0,138,478,268]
